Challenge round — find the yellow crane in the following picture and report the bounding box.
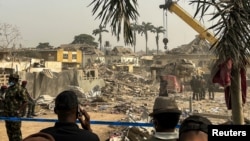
[160,0,218,45]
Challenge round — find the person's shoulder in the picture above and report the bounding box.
[79,129,100,139]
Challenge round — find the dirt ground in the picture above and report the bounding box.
[0,111,126,141]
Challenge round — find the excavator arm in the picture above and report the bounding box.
[160,0,218,45]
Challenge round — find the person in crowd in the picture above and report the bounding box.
[38,90,100,141]
[207,79,215,100]
[178,115,212,141]
[3,74,28,141]
[159,76,169,96]
[0,85,8,116]
[190,75,196,100]
[21,81,37,118]
[0,85,8,99]
[199,76,207,100]
[146,96,182,141]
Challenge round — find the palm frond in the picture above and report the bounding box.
[88,0,139,45]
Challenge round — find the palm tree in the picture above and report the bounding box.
[191,0,250,124]
[92,25,108,51]
[138,22,155,55]
[152,26,166,55]
[131,22,140,53]
[88,0,139,46]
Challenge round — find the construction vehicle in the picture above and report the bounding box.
[156,0,220,92]
[159,0,218,45]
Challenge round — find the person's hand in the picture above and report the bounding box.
[78,107,92,132]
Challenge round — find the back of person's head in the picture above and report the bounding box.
[149,96,182,130]
[8,74,19,83]
[54,90,79,116]
[21,80,28,86]
[179,115,212,141]
[22,132,55,141]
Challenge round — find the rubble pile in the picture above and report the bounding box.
[169,35,213,55]
[98,65,158,97]
[161,59,196,77]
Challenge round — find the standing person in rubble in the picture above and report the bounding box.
[159,76,168,97]
[207,79,215,100]
[147,96,181,141]
[21,81,37,118]
[199,75,207,100]
[191,76,200,100]
[3,74,28,141]
[190,76,196,100]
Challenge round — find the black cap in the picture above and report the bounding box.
[55,90,78,111]
[179,115,212,135]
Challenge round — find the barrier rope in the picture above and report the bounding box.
[0,116,181,128]
[0,116,153,127]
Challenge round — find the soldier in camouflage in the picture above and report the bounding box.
[3,74,28,141]
[21,80,37,118]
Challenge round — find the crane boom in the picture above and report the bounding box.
[161,0,218,45]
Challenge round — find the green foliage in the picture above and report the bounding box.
[36,42,53,49]
[88,0,139,45]
[71,34,98,47]
[191,0,250,68]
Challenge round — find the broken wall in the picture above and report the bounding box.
[19,69,105,98]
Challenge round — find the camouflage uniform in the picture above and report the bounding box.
[21,85,36,117]
[3,74,27,141]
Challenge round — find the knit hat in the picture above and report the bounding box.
[22,132,55,141]
[149,96,181,116]
[179,115,212,135]
[55,90,79,110]
[22,81,28,85]
[1,85,7,89]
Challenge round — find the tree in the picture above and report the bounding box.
[131,22,140,53]
[0,23,21,48]
[191,0,250,124]
[92,25,108,51]
[36,42,53,49]
[152,26,165,55]
[71,34,98,47]
[88,0,139,45]
[138,22,155,55]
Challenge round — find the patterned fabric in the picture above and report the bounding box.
[4,83,28,141]
[4,84,27,116]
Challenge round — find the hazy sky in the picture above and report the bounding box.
[0,0,214,51]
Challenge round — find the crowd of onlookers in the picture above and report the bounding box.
[1,74,212,141]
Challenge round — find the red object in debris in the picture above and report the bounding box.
[160,75,181,93]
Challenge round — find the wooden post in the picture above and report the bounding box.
[230,67,244,124]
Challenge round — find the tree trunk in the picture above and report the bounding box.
[230,67,244,124]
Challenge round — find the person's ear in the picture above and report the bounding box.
[153,120,158,128]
